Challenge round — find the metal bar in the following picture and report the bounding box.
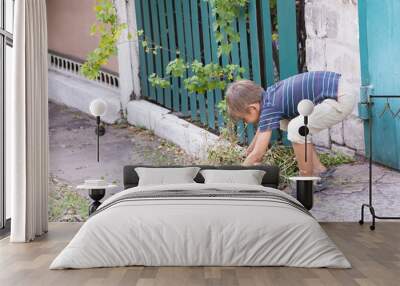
[276,0,298,79]
[183,0,197,119]
[200,0,215,129]
[165,0,180,112]
[260,0,275,87]
[142,0,156,101]
[374,215,400,220]
[231,18,245,144]
[208,2,224,129]
[370,95,400,98]
[369,102,372,206]
[158,0,172,108]
[97,117,100,162]
[191,0,207,125]
[238,7,251,143]
[175,0,189,115]
[357,0,370,86]
[247,0,262,142]
[248,0,261,84]
[150,0,164,104]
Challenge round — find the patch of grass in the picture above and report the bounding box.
[72,113,82,119]
[320,152,355,167]
[205,143,244,165]
[140,138,194,166]
[136,125,155,136]
[112,118,129,129]
[205,139,355,188]
[263,145,298,187]
[49,183,89,222]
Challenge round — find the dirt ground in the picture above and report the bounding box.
[49,101,195,221]
[49,101,400,223]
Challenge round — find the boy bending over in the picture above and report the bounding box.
[226,71,355,182]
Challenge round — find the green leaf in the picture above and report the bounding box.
[90,24,97,35]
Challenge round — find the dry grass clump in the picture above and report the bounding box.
[205,127,354,188]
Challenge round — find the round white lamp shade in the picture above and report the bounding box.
[89,99,107,117]
[297,99,315,116]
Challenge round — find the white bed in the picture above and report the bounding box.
[50,183,350,269]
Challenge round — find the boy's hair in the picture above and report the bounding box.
[225,79,264,119]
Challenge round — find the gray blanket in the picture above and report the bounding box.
[91,188,312,217]
[50,183,350,269]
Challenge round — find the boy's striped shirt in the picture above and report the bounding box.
[259,71,341,132]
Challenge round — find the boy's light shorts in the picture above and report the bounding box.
[281,77,356,144]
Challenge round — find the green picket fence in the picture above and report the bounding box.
[134,0,298,143]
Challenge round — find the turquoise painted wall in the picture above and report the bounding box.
[358,0,400,169]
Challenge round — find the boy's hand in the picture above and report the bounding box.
[242,130,272,166]
[245,130,259,156]
[246,145,255,156]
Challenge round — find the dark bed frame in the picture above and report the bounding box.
[123,165,280,189]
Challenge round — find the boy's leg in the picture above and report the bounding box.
[292,141,325,176]
[292,142,314,176]
[287,78,356,176]
[312,146,327,174]
[280,119,318,176]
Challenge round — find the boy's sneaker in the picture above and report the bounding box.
[314,179,328,192]
[319,167,336,179]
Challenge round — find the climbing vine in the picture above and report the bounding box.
[209,0,248,56]
[82,0,248,98]
[143,0,249,95]
[82,0,307,94]
[147,59,245,95]
[81,0,130,80]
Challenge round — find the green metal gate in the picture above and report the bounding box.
[358,0,400,170]
[134,0,299,142]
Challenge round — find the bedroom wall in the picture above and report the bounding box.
[46,0,118,73]
[305,0,365,156]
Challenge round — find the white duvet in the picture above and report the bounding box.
[50,183,350,269]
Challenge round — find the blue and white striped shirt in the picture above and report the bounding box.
[258,71,341,132]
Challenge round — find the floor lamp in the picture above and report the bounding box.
[289,99,320,210]
[89,99,107,162]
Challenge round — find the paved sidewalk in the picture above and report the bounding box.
[310,162,400,222]
[49,101,194,191]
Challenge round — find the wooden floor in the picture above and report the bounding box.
[0,222,399,286]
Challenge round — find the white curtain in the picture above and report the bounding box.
[8,0,49,242]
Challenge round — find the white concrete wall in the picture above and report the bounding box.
[305,0,365,156]
[115,0,140,113]
[127,100,221,160]
[48,69,121,124]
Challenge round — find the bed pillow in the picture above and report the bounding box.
[200,169,266,185]
[135,167,201,186]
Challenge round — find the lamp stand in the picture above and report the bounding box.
[298,115,310,162]
[289,177,320,210]
[94,116,106,162]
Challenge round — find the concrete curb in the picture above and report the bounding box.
[127,100,221,159]
[48,70,121,124]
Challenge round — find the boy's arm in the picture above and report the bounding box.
[246,130,259,155]
[242,130,272,166]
